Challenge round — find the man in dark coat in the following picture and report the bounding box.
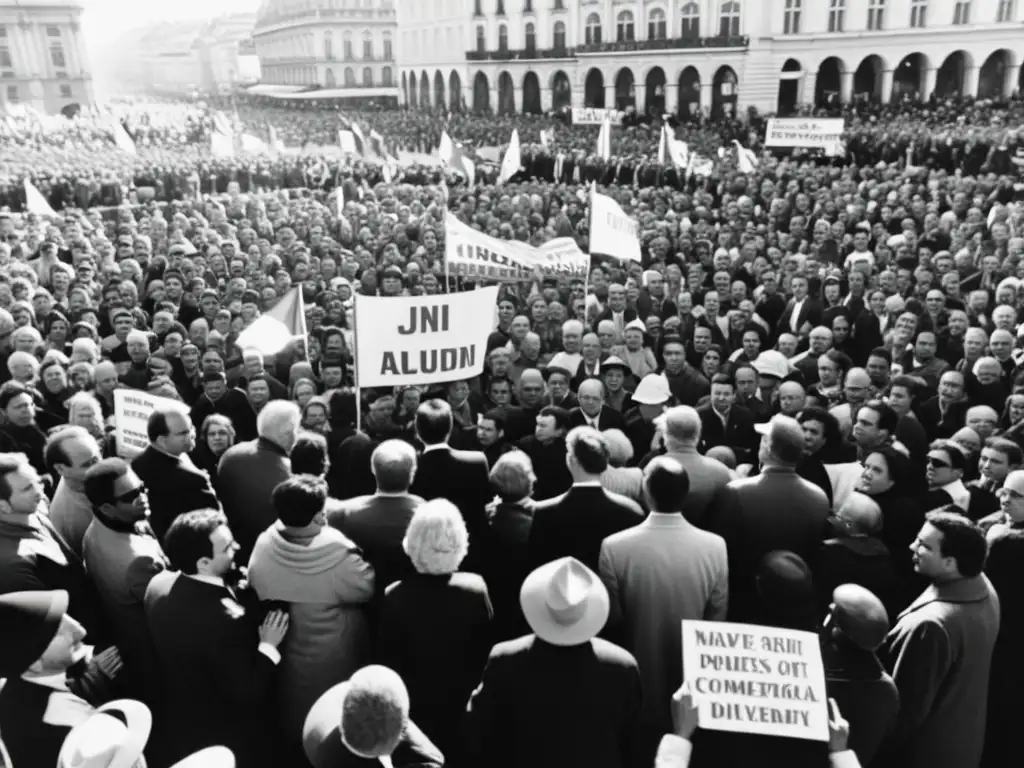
[697,374,759,465]
[708,415,830,623]
[568,379,625,432]
[409,399,491,572]
[465,557,643,768]
[131,402,220,544]
[528,427,642,574]
[145,509,289,768]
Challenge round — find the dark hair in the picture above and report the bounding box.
[83,458,131,508]
[983,437,1023,467]
[44,426,92,473]
[163,509,226,575]
[273,475,328,528]
[644,456,690,512]
[488,376,513,393]
[415,399,453,445]
[290,431,330,476]
[867,347,892,364]
[925,510,988,578]
[930,439,968,471]
[537,405,570,431]
[0,452,30,501]
[566,426,609,474]
[823,349,853,375]
[798,407,841,444]
[328,391,357,429]
[890,375,920,399]
[147,403,187,442]
[710,373,734,390]
[0,381,34,411]
[480,407,506,432]
[861,400,899,434]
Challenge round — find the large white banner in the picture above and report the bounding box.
[445,213,589,281]
[354,287,500,388]
[589,190,641,262]
[682,620,829,742]
[114,389,180,458]
[765,118,845,150]
[571,107,624,126]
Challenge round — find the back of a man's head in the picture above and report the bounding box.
[371,439,417,493]
[566,426,609,476]
[761,415,805,467]
[659,405,702,449]
[415,399,452,446]
[257,401,301,452]
[273,474,328,528]
[290,431,330,476]
[643,456,690,514]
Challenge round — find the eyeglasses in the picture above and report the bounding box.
[926,457,952,470]
[116,485,146,504]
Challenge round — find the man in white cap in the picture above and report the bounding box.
[465,557,642,768]
[623,373,672,465]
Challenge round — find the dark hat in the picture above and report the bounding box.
[380,265,404,280]
[0,590,69,677]
[755,552,815,626]
[831,584,890,651]
[542,365,573,382]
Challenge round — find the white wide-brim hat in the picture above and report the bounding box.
[520,557,609,646]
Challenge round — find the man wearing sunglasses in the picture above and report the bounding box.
[923,439,970,514]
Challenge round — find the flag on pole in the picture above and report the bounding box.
[589,184,641,262]
[112,120,136,155]
[369,129,387,157]
[498,129,522,185]
[350,121,367,156]
[23,179,57,217]
[211,130,234,157]
[733,140,757,174]
[212,111,233,136]
[540,128,553,150]
[268,125,284,154]
[241,133,269,154]
[657,125,669,165]
[338,130,357,154]
[438,130,455,164]
[451,143,476,188]
[596,116,611,160]
[235,286,307,356]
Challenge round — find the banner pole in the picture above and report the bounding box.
[352,296,361,434]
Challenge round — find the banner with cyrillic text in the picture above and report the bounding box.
[114,389,180,459]
[589,190,641,262]
[681,620,829,742]
[445,212,589,281]
[571,107,624,126]
[764,118,845,150]
[354,287,500,388]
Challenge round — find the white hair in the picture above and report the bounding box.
[125,330,149,346]
[7,350,39,373]
[403,499,468,575]
[257,400,301,450]
[561,319,584,336]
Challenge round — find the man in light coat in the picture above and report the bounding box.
[879,509,1000,768]
[598,455,727,764]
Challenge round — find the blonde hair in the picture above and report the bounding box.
[403,499,468,575]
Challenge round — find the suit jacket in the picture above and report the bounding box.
[598,514,728,761]
[327,493,424,595]
[570,354,613,392]
[464,636,643,768]
[879,575,1000,768]
[654,447,732,530]
[568,405,626,433]
[130,446,219,544]
[916,397,968,442]
[144,570,277,768]
[708,467,830,623]
[780,297,824,337]
[815,536,911,623]
[592,306,638,335]
[528,484,643,573]
[410,444,491,570]
[696,404,759,465]
[853,311,891,365]
[216,437,292,563]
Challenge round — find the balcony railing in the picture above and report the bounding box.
[255,6,394,30]
[575,34,748,54]
[466,46,574,61]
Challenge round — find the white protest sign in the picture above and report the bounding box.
[445,212,589,281]
[113,389,180,458]
[354,287,500,388]
[765,118,845,150]
[681,620,829,742]
[571,107,624,126]
[589,189,641,262]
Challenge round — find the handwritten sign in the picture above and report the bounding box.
[354,287,500,388]
[765,118,845,150]
[681,620,829,742]
[113,389,179,459]
[571,107,624,126]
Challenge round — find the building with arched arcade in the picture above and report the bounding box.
[397,0,1023,119]
[253,0,397,95]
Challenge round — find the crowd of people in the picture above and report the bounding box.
[0,81,1022,768]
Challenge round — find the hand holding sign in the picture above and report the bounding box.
[671,682,700,740]
[827,698,849,754]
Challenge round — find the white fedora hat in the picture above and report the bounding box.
[170,746,235,768]
[520,557,609,646]
[57,700,151,768]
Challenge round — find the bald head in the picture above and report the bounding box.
[831,584,890,651]
[760,414,805,466]
[836,492,882,535]
[1003,469,1024,497]
[577,379,604,416]
[966,405,999,440]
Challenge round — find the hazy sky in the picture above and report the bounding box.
[81,0,260,45]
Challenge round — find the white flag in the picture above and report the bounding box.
[589,185,641,262]
[236,286,307,357]
[438,130,455,164]
[112,120,136,155]
[211,130,234,158]
[733,140,757,174]
[338,130,357,154]
[596,116,611,160]
[241,133,269,154]
[23,179,57,217]
[540,128,553,149]
[269,125,284,154]
[498,129,522,185]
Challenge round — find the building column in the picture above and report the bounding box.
[605,83,615,109]
[700,81,714,115]
[880,69,894,103]
[840,70,853,103]
[802,71,817,105]
[963,65,979,98]
[571,84,585,108]
[1006,63,1021,98]
[922,67,937,101]
[541,87,553,111]
[664,82,678,115]
[512,85,521,112]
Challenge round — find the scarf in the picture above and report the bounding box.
[248,522,361,604]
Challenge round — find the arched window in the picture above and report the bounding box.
[525,22,536,51]
[719,1,741,36]
[648,8,667,39]
[363,67,373,86]
[498,23,508,51]
[585,13,602,44]
[325,68,336,87]
[783,0,801,34]
[363,31,373,59]
[952,0,971,24]
[343,31,353,59]
[496,0,505,14]
[681,2,700,37]
[382,66,393,86]
[344,67,355,85]
[324,33,333,60]
[553,20,566,49]
[616,10,635,41]
[476,25,485,51]
[829,0,846,31]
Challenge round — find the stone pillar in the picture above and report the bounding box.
[571,85,585,108]
[541,86,553,111]
[963,65,979,98]
[880,69,894,103]
[604,83,615,109]
[489,86,499,113]
[802,71,817,105]
[840,70,853,103]
[922,67,937,101]
[700,81,714,115]
[664,82,678,115]
[512,85,521,112]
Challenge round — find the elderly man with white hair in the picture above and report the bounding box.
[547,319,585,377]
[217,400,301,561]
